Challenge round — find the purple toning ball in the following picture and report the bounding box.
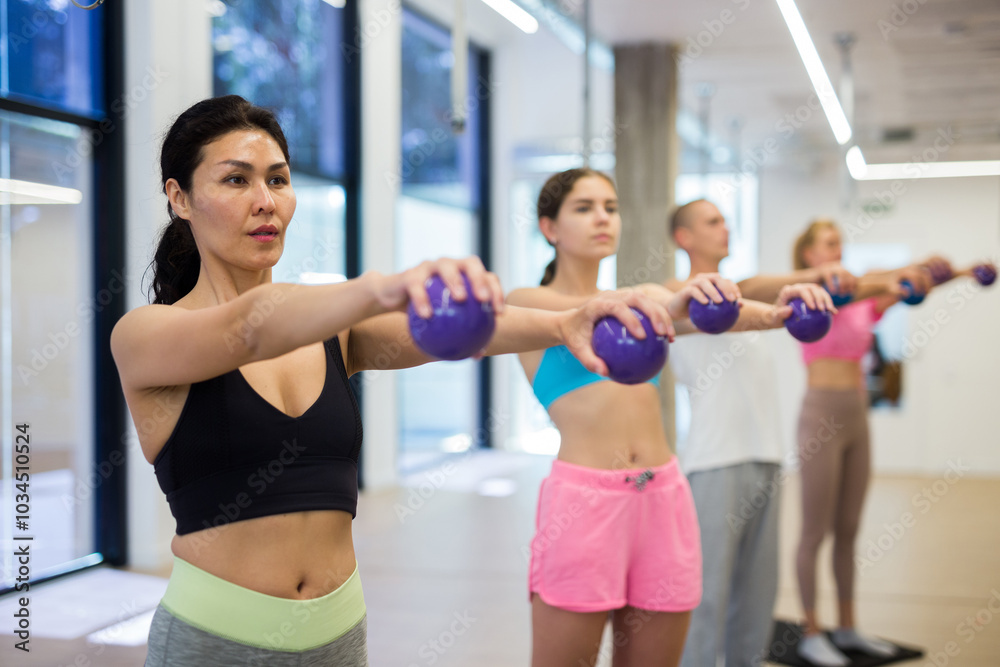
[592,307,668,385]
[973,264,997,287]
[407,274,496,361]
[784,298,833,343]
[689,298,740,334]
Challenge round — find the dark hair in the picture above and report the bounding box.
[149,95,290,305]
[536,168,617,286]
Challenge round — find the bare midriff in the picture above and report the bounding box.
[546,382,674,470]
[170,509,356,600]
[806,358,864,391]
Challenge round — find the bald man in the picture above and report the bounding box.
[666,199,854,667]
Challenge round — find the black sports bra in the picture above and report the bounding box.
[153,337,362,535]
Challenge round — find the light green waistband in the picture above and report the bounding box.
[160,557,365,652]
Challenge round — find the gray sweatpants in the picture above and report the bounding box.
[144,605,369,667]
[680,461,780,667]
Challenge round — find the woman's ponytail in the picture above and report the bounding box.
[150,217,200,305]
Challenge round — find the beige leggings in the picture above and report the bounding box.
[795,387,871,612]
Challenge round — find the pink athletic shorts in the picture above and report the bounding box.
[529,457,702,613]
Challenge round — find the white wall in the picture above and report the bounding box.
[759,157,1000,477]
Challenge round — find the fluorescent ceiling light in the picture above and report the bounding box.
[774,0,852,145]
[858,160,1000,180]
[0,178,83,205]
[481,0,538,34]
[845,145,867,179]
[845,149,1000,180]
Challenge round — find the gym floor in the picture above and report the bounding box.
[2,449,997,666]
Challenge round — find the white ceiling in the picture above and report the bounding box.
[410,0,1000,165]
[569,0,1000,162]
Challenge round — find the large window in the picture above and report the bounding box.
[397,9,490,469]
[213,0,354,286]
[213,0,348,178]
[1,0,124,589]
[4,0,105,117]
[400,9,484,208]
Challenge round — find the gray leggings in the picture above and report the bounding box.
[795,387,871,612]
[144,605,369,667]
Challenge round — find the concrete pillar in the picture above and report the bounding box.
[613,43,680,446]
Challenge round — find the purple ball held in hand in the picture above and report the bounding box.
[689,298,740,334]
[592,307,668,385]
[784,298,833,343]
[973,264,997,287]
[407,274,496,361]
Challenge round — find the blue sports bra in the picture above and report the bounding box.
[531,345,660,410]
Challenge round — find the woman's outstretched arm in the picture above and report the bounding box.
[111,257,491,392]
[348,288,673,377]
[637,276,833,335]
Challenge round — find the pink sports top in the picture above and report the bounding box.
[800,298,883,365]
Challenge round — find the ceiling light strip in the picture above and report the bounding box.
[857,159,1000,180]
[774,0,852,145]
[480,0,538,34]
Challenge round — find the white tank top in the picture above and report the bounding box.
[669,330,785,474]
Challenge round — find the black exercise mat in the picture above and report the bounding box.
[766,620,924,666]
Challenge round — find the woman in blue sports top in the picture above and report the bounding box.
[507,168,834,667]
[112,97,672,667]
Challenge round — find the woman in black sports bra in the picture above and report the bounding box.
[112,96,673,667]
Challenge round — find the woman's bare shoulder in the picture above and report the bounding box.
[506,286,589,311]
